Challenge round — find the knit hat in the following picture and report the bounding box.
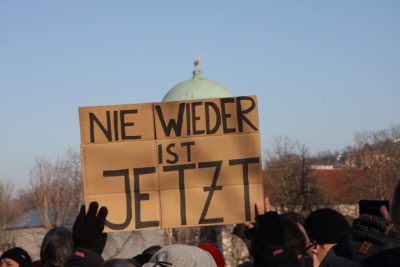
[199,243,225,267]
[304,208,349,244]
[1,247,32,267]
[142,244,217,267]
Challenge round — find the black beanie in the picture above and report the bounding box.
[304,208,349,244]
[1,247,32,267]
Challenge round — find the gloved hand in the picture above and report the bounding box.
[247,199,293,267]
[254,211,284,247]
[248,198,284,247]
[72,202,108,255]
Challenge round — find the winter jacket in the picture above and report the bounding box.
[66,248,103,267]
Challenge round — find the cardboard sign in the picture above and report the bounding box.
[79,96,264,232]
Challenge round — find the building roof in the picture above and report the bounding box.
[6,208,44,229]
[316,168,367,204]
[162,68,232,102]
[6,208,74,230]
[262,168,368,205]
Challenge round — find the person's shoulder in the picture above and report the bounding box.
[320,248,361,267]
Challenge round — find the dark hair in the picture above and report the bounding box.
[132,245,162,265]
[40,226,73,267]
[280,217,306,258]
[391,180,400,224]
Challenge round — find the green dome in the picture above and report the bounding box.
[162,69,232,102]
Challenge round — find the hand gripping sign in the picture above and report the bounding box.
[79,96,264,231]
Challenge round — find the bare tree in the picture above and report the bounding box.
[263,136,328,212]
[29,157,53,228]
[346,124,400,200]
[20,150,83,229]
[0,180,16,250]
[0,181,15,226]
[0,181,20,251]
[52,150,83,225]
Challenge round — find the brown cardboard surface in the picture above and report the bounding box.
[82,141,158,195]
[160,184,264,228]
[157,133,262,190]
[79,96,264,231]
[79,103,154,144]
[153,96,259,140]
[85,191,160,232]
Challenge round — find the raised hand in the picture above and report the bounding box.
[72,202,108,255]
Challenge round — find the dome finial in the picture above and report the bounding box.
[194,55,201,69]
[192,55,202,79]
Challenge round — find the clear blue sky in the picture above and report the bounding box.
[1,1,399,186]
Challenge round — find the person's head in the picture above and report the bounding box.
[304,208,349,267]
[279,217,306,262]
[103,259,134,267]
[142,244,217,267]
[0,247,32,267]
[390,180,400,224]
[198,243,225,267]
[40,226,73,267]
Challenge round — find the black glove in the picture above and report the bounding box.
[250,212,299,267]
[72,202,108,255]
[251,211,284,247]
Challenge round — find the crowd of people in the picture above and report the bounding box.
[2,182,400,267]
